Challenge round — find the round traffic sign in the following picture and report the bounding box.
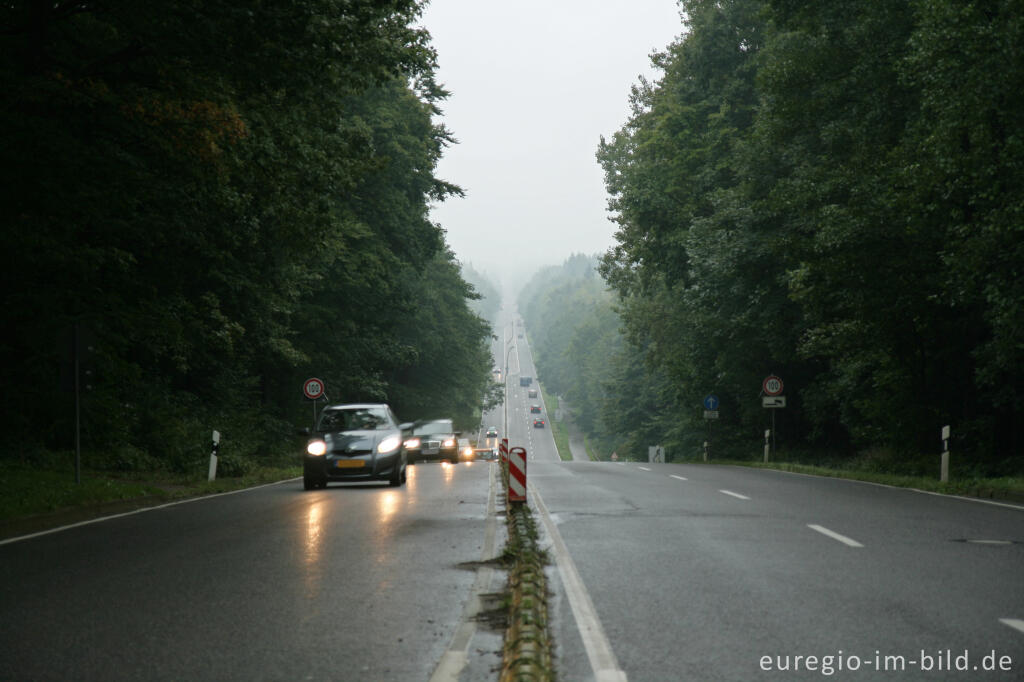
[703,394,719,410]
[762,375,784,396]
[303,377,325,400]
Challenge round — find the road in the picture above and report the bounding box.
[3,305,1022,681]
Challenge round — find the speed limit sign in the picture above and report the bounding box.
[303,377,325,400]
[762,375,784,396]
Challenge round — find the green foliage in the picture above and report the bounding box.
[589,0,1021,472]
[0,1,495,470]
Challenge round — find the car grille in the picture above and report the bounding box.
[331,447,372,456]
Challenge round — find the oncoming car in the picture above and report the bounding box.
[303,403,410,490]
[403,419,459,463]
[458,438,475,461]
[485,426,499,438]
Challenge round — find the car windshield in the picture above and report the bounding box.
[318,407,390,432]
[413,420,454,436]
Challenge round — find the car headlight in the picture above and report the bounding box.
[377,436,401,454]
[306,440,327,456]
[404,437,421,449]
[443,438,455,448]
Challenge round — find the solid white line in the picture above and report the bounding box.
[733,464,1024,511]
[670,475,688,481]
[1000,618,1024,635]
[638,466,651,471]
[807,524,864,548]
[719,489,750,500]
[0,478,300,546]
[530,482,628,682]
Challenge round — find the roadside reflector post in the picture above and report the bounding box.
[508,446,527,504]
[941,425,950,483]
[763,429,771,463]
[208,430,220,481]
[703,441,709,462]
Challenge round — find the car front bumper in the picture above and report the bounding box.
[304,450,403,481]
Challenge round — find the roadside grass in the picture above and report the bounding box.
[714,459,1024,503]
[0,460,301,528]
[537,384,572,461]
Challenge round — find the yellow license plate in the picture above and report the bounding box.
[335,459,365,468]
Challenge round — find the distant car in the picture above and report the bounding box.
[458,438,475,461]
[403,419,459,463]
[485,426,499,438]
[530,404,541,414]
[303,403,409,490]
[533,418,545,428]
[474,447,498,461]
[527,388,538,398]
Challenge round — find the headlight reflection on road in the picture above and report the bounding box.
[376,490,400,527]
[305,502,324,567]
[303,501,325,598]
[441,460,455,484]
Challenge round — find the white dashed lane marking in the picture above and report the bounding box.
[807,524,864,548]
[719,489,750,500]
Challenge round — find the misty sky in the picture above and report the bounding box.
[419,1,684,292]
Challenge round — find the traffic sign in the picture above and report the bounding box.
[303,377,325,400]
[703,410,719,419]
[703,394,719,410]
[762,375,784,396]
[762,396,786,408]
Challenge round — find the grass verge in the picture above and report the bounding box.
[0,462,301,539]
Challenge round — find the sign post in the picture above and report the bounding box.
[208,430,220,481]
[762,376,784,458]
[303,377,325,430]
[703,394,719,460]
[941,425,951,483]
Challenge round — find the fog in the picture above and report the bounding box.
[420,0,684,294]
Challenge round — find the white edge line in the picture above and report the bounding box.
[1000,618,1024,635]
[638,466,651,471]
[807,524,864,548]
[670,475,688,481]
[0,477,301,546]
[731,465,1024,512]
[719,489,750,500]
[530,482,628,682]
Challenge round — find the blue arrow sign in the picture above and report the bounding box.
[703,394,719,410]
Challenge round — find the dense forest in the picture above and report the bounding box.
[0,1,497,474]
[526,1,1023,476]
